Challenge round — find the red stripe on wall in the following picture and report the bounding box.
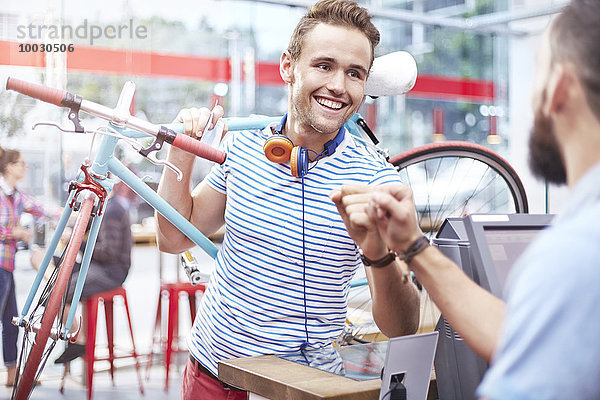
[1,40,495,103]
[0,41,46,68]
[65,45,231,81]
[256,62,282,86]
[410,74,495,103]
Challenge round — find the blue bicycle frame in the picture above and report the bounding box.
[17,112,375,339]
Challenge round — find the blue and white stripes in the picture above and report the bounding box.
[189,125,402,375]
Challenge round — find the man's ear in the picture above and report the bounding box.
[544,63,571,115]
[280,52,294,84]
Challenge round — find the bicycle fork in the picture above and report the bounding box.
[13,171,109,341]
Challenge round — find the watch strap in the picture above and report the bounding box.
[359,248,397,268]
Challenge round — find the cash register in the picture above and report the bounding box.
[433,213,554,400]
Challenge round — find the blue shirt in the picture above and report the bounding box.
[478,162,600,400]
[188,126,403,375]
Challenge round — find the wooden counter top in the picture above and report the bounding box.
[219,355,382,400]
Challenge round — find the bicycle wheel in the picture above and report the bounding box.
[12,194,95,400]
[345,141,528,339]
[391,141,528,224]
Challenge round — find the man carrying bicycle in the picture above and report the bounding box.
[156,0,420,398]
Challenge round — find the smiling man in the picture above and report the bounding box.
[155,1,420,399]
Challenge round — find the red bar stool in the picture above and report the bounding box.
[61,286,144,400]
[148,281,206,390]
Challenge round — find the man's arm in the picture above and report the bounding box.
[364,258,421,338]
[330,186,420,338]
[368,184,504,362]
[156,106,227,254]
[408,246,504,362]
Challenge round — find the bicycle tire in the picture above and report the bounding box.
[389,141,528,214]
[13,195,95,400]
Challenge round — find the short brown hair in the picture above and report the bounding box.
[287,0,380,67]
[550,0,600,119]
[0,147,21,175]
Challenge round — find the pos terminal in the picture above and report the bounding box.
[433,213,554,400]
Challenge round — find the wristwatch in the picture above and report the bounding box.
[358,248,397,268]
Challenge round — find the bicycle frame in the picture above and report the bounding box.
[15,107,377,341]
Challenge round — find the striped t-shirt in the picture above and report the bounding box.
[188,125,402,375]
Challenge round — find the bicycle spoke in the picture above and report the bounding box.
[429,157,463,229]
[13,195,95,399]
[392,142,528,333]
[408,157,519,237]
[14,263,66,396]
[449,170,513,216]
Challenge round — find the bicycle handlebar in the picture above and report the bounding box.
[171,132,225,163]
[5,77,226,164]
[7,77,67,107]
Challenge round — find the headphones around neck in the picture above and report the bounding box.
[263,114,345,178]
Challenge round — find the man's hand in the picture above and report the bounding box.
[173,105,226,140]
[332,184,421,337]
[366,183,423,254]
[330,185,388,260]
[156,104,228,254]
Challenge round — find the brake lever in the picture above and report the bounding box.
[146,153,184,181]
[31,121,93,134]
[33,121,184,181]
[93,126,184,181]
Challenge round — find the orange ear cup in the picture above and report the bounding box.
[264,136,294,163]
[290,146,300,178]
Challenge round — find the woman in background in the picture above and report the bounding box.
[0,147,45,386]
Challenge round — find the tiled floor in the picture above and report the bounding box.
[1,360,184,399]
[1,245,213,400]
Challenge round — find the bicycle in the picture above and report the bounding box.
[5,75,387,398]
[4,77,254,399]
[4,74,527,398]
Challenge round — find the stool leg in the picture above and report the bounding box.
[104,298,115,384]
[188,293,196,326]
[173,299,180,352]
[86,298,99,400]
[122,292,145,395]
[165,287,178,391]
[147,287,163,378]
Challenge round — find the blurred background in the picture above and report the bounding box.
[1,0,567,220]
[0,1,571,396]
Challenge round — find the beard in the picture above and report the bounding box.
[528,108,567,185]
[287,76,354,136]
[290,92,350,136]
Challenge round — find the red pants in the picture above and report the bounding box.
[181,358,248,400]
